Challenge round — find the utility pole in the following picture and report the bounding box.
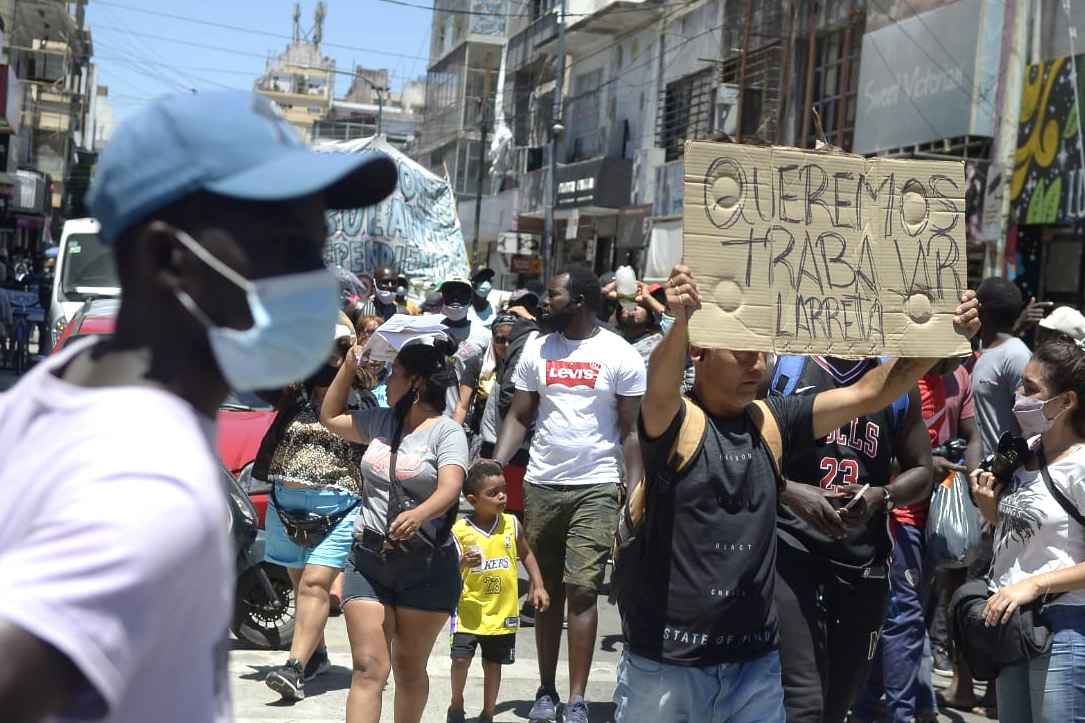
[987,0,1027,276]
[473,52,494,254]
[541,0,566,287]
[735,0,754,141]
[799,0,818,147]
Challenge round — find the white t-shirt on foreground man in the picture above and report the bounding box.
[0,91,399,721]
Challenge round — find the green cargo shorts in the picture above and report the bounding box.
[523,482,620,595]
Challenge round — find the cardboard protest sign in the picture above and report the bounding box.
[682,141,969,357]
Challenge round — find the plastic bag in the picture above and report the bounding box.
[926,471,981,568]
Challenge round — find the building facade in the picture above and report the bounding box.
[0,0,97,252]
[254,3,335,143]
[313,68,425,152]
[415,0,510,260]
[427,0,1034,288]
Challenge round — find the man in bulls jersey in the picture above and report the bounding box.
[493,264,646,723]
[767,355,933,723]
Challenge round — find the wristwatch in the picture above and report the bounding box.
[882,486,896,511]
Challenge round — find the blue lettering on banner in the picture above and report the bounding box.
[324,150,469,282]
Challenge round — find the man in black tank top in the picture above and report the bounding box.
[611,266,977,723]
[768,356,933,723]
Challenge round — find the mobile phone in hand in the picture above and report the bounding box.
[838,483,871,516]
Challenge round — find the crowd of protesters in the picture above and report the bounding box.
[6,89,1085,723]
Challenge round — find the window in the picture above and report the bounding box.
[803,15,863,150]
[657,68,714,162]
[568,70,603,161]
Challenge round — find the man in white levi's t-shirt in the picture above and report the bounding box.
[0,91,398,721]
[493,264,646,723]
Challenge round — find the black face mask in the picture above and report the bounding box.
[308,363,340,388]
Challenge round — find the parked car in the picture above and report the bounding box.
[48,218,121,351]
[52,298,277,526]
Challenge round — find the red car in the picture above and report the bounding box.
[53,299,277,525]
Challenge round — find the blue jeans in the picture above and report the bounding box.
[614,649,785,723]
[997,605,1085,722]
[265,485,358,569]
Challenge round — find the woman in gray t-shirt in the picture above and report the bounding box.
[321,336,468,723]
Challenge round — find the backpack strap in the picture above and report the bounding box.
[749,399,785,473]
[623,398,707,532]
[771,356,807,397]
[890,393,911,431]
[667,398,707,474]
[878,357,912,431]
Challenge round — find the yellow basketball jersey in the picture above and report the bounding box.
[452,514,521,635]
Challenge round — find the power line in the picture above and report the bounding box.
[886,0,996,110]
[94,1,430,62]
[96,3,209,92]
[863,31,946,142]
[377,0,703,21]
[92,39,425,85]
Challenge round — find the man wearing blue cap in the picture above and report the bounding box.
[0,91,396,721]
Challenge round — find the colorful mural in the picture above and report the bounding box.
[1012,54,1085,225]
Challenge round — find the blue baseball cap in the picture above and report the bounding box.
[87,91,398,243]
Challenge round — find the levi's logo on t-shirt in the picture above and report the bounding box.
[545,360,601,389]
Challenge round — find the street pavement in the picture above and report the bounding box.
[0,363,995,723]
[230,572,623,722]
[228,566,995,723]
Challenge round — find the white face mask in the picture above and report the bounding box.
[172,229,339,392]
[1012,392,1068,438]
[443,304,469,322]
[374,287,396,305]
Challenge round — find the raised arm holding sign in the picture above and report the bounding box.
[682,141,970,359]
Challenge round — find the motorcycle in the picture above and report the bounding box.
[220,462,296,650]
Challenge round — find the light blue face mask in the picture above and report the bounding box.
[172,229,339,392]
[475,280,492,298]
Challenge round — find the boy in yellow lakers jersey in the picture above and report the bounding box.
[449,460,549,723]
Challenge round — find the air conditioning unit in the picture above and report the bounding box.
[712,83,762,138]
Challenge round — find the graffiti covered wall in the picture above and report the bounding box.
[1012,54,1085,225]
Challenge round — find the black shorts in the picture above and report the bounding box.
[342,542,462,614]
[450,632,516,665]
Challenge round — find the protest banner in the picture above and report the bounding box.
[682,141,969,357]
[319,136,470,284]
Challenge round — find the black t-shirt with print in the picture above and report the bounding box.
[619,393,816,667]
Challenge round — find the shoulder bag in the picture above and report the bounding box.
[384,419,456,557]
[950,443,1084,680]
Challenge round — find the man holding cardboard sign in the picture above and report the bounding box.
[612,262,978,722]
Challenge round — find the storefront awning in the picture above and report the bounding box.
[643,219,682,282]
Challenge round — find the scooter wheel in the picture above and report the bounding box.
[233,562,295,650]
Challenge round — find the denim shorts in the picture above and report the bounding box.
[997,604,1085,722]
[614,649,785,723]
[264,485,359,570]
[341,542,462,614]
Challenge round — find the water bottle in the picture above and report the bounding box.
[615,265,638,311]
